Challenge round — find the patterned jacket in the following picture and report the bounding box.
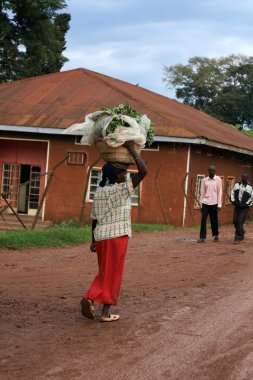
[231,182,253,208]
[91,179,135,241]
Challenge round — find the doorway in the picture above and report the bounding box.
[1,163,41,215]
[18,165,31,213]
[18,165,41,214]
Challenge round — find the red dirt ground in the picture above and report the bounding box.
[1,225,253,380]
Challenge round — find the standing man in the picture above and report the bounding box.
[230,172,253,244]
[197,165,222,243]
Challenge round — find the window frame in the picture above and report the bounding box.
[225,176,235,205]
[219,175,225,203]
[67,151,86,166]
[142,142,159,151]
[86,167,102,201]
[74,136,83,145]
[194,174,205,209]
[1,163,20,208]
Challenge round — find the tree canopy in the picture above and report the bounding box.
[0,0,70,82]
[163,54,253,129]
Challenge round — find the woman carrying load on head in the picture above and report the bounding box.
[80,140,147,322]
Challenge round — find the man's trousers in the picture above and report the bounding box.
[233,207,248,241]
[200,203,219,239]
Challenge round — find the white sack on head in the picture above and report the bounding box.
[62,111,99,145]
[63,110,151,147]
[82,115,114,145]
[62,112,96,143]
[140,115,151,132]
[62,119,94,135]
[88,110,108,121]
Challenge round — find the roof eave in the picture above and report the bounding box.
[155,135,253,157]
[0,125,66,135]
[1,125,253,157]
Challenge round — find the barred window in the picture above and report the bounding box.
[67,152,86,166]
[1,163,20,208]
[225,176,235,205]
[220,176,225,199]
[194,175,205,208]
[29,166,41,209]
[128,172,139,205]
[88,169,102,200]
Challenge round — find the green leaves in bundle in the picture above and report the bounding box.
[102,103,142,121]
[101,103,154,147]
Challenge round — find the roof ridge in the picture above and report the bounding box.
[0,68,85,87]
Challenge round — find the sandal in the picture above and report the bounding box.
[80,298,95,320]
[99,314,120,322]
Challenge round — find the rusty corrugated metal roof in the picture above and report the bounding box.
[0,68,252,152]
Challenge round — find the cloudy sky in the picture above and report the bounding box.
[62,0,253,98]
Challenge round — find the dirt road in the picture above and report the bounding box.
[1,225,253,379]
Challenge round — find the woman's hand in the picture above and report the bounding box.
[123,140,135,151]
[90,242,96,252]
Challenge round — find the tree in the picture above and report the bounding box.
[163,54,253,129]
[0,0,71,82]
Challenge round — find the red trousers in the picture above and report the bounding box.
[84,236,128,305]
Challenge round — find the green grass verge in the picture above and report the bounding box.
[2,219,246,250]
[0,223,177,250]
[132,223,174,232]
[0,225,92,250]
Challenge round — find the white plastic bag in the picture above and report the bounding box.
[104,115,146,147]
[63,110,151,148]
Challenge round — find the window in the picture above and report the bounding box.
[86,168,139,204]
[225,177,235,205]
[67,152,86,166]
[128,172,139,204]
[75,136,83,145]
[29,166,41,209]
[219,175,225,197]
[88,168,102,200]
[194,175,205,208]
[1,163,20,208]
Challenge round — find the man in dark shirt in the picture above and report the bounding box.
[230,172,253,244]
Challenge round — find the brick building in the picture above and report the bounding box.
[0,68,252,226]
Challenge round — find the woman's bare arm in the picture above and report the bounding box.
[123,141,147,188]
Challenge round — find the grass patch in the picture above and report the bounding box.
[0,225,91,250]
[1,222,224,250]
[0,223,180,250]
[132,223,174,232]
